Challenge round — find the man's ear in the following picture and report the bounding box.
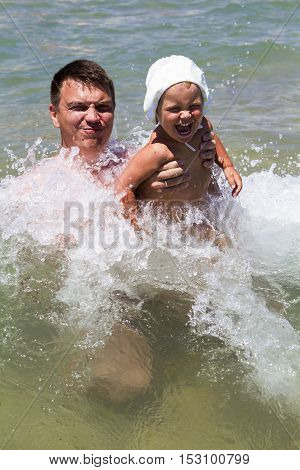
[49,103,60,128]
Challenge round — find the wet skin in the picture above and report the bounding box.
[117,83,215,202]
[48,77,219,403]
[49,79,114,163]
[117,82,242,202]
[49,79,217,191]
[156,82,203,144]
[136,118,213,202]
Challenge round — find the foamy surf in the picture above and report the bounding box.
[0,144,299,414]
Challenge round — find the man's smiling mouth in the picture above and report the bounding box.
[80,127,102,133]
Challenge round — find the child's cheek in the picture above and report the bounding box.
[194,110,203,120]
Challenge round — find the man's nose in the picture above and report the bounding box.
[86,106,99,122]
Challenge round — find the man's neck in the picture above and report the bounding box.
[61,144,107,165]
[79,152,102,165]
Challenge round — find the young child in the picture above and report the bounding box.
[115,55,242,233]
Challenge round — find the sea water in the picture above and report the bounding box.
[0,0,299,450]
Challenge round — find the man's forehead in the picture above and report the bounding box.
[60,79,112,103]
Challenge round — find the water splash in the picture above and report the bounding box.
[0,144,299,414]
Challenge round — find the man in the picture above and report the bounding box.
[49,59,217,402]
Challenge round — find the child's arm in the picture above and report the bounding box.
[115,142,173,228]
[214,135,242,197]
[203,117,242,197]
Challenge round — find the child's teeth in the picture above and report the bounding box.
[176,123,192,136]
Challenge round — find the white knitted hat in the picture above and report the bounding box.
[143,55,209,122]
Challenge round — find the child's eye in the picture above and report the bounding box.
[168,107,180,113]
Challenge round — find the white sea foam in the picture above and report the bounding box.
[0,148,299,410]
[190,166,300,409]
[239,165,300,285]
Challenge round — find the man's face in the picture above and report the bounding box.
[49,79,114,161]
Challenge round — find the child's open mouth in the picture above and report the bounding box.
[175,123,192,137]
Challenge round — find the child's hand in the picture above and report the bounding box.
[224,166,243,197]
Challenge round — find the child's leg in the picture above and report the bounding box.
[190,221,216,242]
[214,231,233,250]
[190,222,232,250]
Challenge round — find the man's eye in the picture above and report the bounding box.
[95,105,112,113]
[71,106,87,112]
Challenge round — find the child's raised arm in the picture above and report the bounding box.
[214,135,243,197]
[115,142,173,229]
[204,118,242,197]
[115,143,173,194]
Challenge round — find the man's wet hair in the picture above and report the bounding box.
[50,59,116,108]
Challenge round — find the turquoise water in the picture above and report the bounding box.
[0,0,300,449]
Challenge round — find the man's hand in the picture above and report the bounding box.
[223,166,243,197]
[150,160,190,190]
[149,130,216,191]
[200,131,216,168]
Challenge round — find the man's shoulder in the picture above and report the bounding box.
[107,140,128,159]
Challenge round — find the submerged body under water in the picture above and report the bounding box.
[0,143,299,449]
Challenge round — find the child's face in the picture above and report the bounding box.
[156,82,203,143]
